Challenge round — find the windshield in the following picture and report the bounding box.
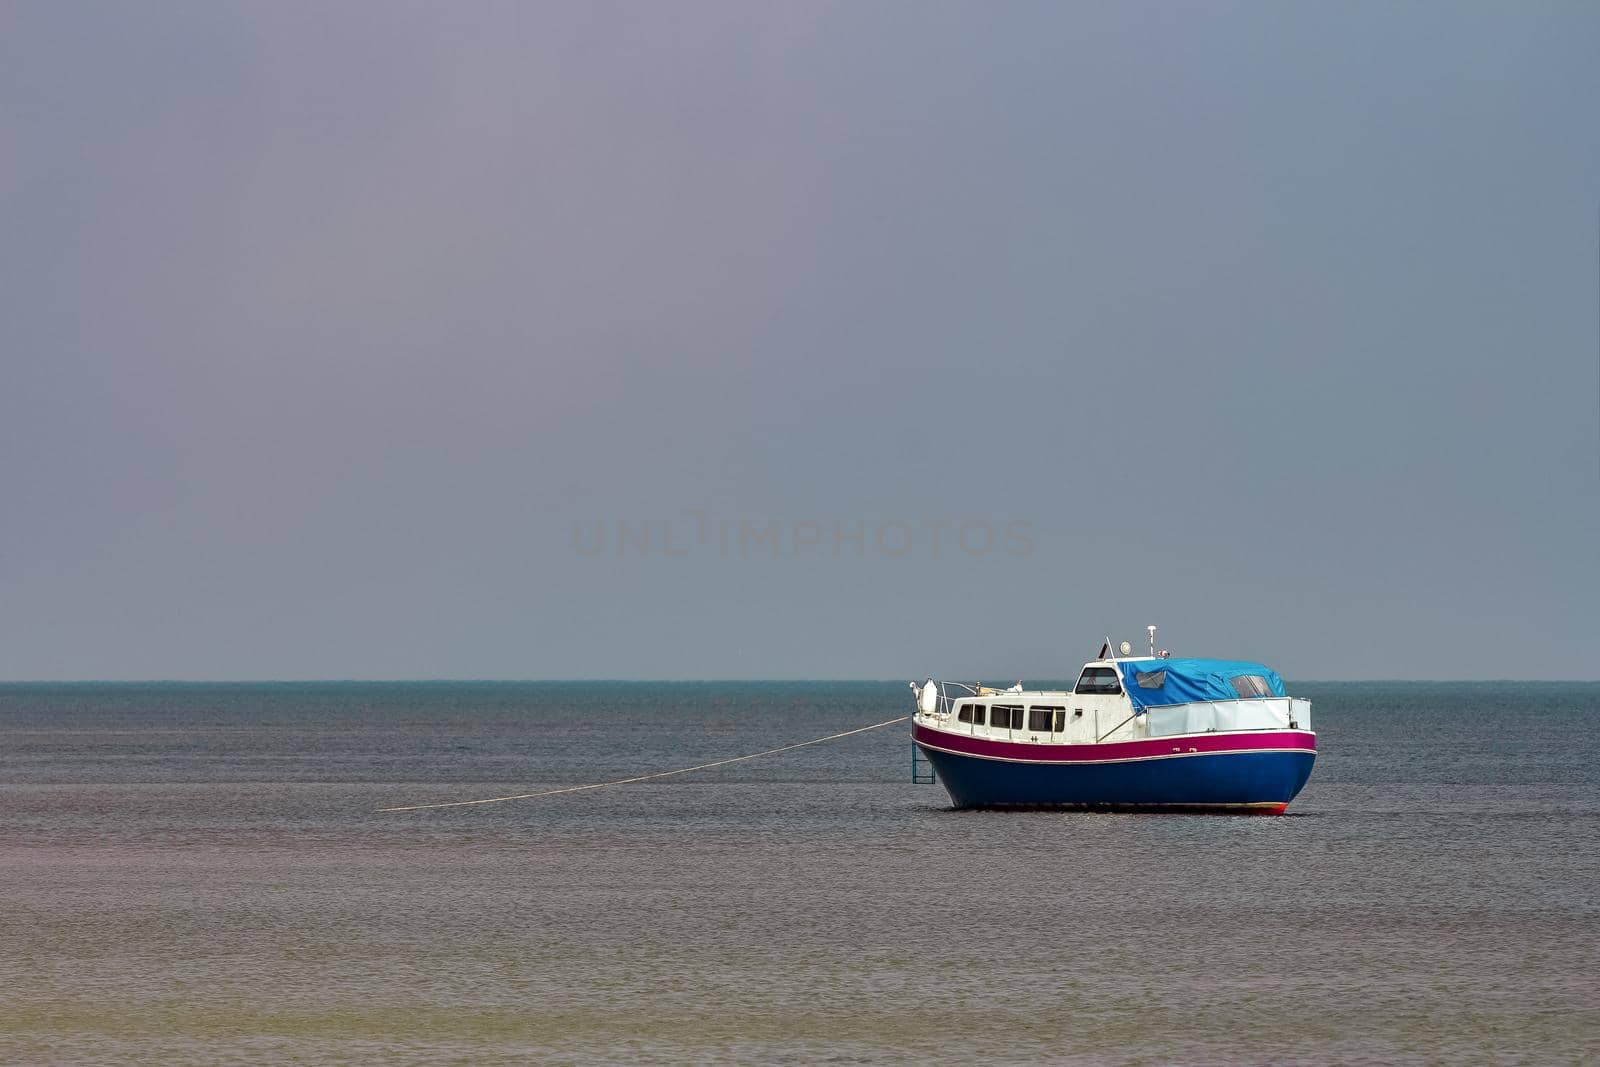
[1074,667,1122,695]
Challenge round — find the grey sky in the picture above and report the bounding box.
[3,1,1597,680]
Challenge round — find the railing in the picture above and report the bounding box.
[910,679,975,728]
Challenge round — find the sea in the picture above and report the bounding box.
[2,681,1597,1065]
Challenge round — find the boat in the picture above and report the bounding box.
[908,627,1315,813]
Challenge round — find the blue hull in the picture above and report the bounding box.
[920,745,1315,812]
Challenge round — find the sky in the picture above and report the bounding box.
[2,1,1598,681]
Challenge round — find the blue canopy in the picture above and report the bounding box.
[1117,658,1286,711]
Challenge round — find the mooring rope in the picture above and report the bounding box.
[375,715,911,812]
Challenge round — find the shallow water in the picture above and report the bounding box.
[2,681,1597,1064]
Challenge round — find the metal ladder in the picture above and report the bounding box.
[910,742,936,784]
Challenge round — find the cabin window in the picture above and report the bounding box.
[1231,674,1273,698]
[1134,670,1167,689]
[990,705,1022,730]
[1074,667,1122,695]
[956,703,978,724]
[1029,706,1066,732]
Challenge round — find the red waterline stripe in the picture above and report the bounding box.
[939,798,1293,815]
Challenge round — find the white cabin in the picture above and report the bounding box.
[913,655,1311,745]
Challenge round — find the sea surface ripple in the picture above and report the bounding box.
[2,681,1597,1065]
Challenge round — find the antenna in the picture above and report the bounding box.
[1147,625,1157,657]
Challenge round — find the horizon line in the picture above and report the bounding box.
[2,677,1598,685]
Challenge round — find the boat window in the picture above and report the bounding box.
[990,705,1022,730]
[1231,674,1273,698]
[1134,670,1166,689]
[1029,706,1066,732]
[956,702,979,724]
[1074,667,1122,695]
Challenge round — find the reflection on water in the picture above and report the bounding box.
[2,682,1598,1064]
